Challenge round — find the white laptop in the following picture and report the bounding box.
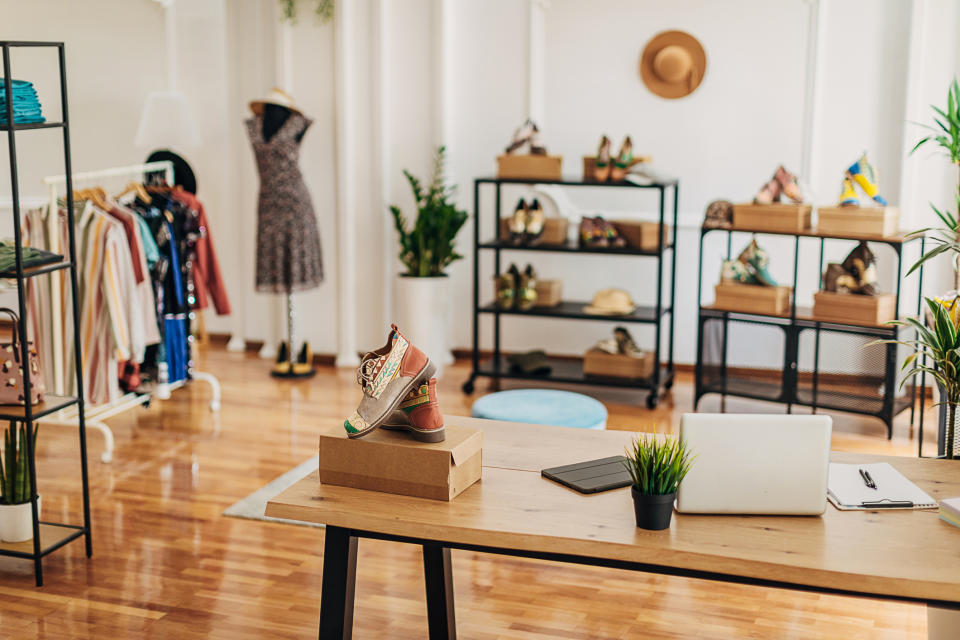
[676,413,832,515]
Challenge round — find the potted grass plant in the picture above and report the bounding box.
[390,146,469,373]
[0,422,39,542]
[623,433,694,530]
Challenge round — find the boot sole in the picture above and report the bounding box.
[381,423,446,443]
[347,360,437,439]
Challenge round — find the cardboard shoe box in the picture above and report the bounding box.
[813,291,896,326]
[318,422,482,501]
[732,203,812,233]
[817,206,899,238]
[713,282,792,316]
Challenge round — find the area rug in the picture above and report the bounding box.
[222,456,323,528]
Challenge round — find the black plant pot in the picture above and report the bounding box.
[631,488,676,531]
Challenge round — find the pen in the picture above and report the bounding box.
[859,468,877,490]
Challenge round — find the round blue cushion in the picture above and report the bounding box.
[471,389,607,430]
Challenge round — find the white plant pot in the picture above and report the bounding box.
[393,274,453,376]
[0,496,40,543]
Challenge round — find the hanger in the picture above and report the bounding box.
[73,188,109,210]
[115,181,151,203]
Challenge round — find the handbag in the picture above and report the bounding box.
[0,308,45,406]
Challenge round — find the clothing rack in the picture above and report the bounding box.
[38,161,221,463]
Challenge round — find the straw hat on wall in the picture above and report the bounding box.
[639,30,707,100]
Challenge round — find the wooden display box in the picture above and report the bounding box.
[499,217,569,246]
[497,154,563,181]
[318,423,482,501]
[612,220,672,251]
[713,282,792,315]
[583,348,654,380]
[813,291,896,326]
[732,203,812,233]
[817,206,899,238]
[534,279,562,307]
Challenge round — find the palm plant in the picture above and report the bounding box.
[623,433,694,495]
[0,422,38,505]
[390,146,469,277]
[910,78,960,289]
[877,299,960,458]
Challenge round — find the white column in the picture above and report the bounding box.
[333,0,360,368]
[375,0,393,331]
[526,0,547,123]
[799,0,826,198]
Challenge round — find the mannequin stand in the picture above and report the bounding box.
[271,292,315,379]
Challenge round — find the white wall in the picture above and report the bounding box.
[2,0,958,370]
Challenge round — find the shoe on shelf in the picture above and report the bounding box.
[774,165,803,203]
[753,173,782,205]
[273,341,291,375]
[738,238,778,286]
[846,152,887,205]
[594,135,613,182]
[610,136,634,182]
[598,217,627,247]
[505,118,536,154]
[292,342,313,375]
[613,326,645,358]
[382,378,446,443]
[507,350,552,375]
[495,268,517,310]
[838,176,860,207]
[840,241,878,295]
[344,324,436,439]
[524,198,545,245]
[516,264,538,311]
[507,199,527,245]
[721,259,759,285]
[580,216,609,247]
[528,122,547,155]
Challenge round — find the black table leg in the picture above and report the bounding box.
[319,526,358,640]
[423,543,457,639]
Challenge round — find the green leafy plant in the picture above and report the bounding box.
[0,422,38,505]
[912,77,960,165]
[390,146,469,277]
[875,298,960,457]
[279,0,334,25]
[910,78,960,289]
[622,433,694,495]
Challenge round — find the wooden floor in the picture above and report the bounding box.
[0,345,936,639]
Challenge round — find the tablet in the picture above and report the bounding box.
[541,456,632,494]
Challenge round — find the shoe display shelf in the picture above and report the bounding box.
[463,176,679,409]
[0,41,92,585]
[694,223,925,439]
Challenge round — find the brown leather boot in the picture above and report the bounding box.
[383,378,445,442]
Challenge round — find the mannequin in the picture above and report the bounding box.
[245,89,324,379]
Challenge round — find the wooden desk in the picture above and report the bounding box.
[267,417,960,639]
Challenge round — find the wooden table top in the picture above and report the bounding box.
[266,417,960,604]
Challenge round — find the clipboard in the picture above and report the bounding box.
[827,463,937,511]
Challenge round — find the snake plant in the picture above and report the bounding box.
[623,432,695,495]
[0,422,38,505]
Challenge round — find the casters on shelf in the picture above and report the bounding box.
[462,379,476,395]
[664,378,674,390]
[646,393,660,410]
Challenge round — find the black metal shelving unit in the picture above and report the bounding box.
[694,224,924,439]
[463,176,679,408]
[1,41,91,586]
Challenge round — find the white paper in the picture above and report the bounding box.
[827,463,936,510]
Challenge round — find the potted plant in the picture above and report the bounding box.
[623,433,694,530]
[0,422,39,542]
[902,77,960,454]
[390,146,469,374]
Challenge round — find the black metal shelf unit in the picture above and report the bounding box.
[1,41,92,586]
[463,176,679,408]
[694,225,925,439]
